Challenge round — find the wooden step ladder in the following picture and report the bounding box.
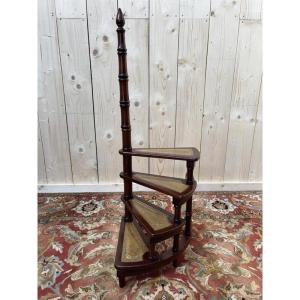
[114,8,200,288]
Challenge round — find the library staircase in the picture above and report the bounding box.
[114,9,200,288]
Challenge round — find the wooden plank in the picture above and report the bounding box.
[87,0,122,183]
[38,0,73,183]
[39,0,67,115]
[240,0,262,20]
[125,19,149,173]
[38,112,73,183]
[149,0,180,176]
[199,0,241,181]
[150,0,179,17]
[224,20,262,180]
[57,18,98,183]
[174,8,209,177]
[180,0,210,19]
[118,0,149,18]
[57,19,94,114]
[65,114,98,183]
[38,125,47,184]
[38,42,47,184]
[249,81,262,181]
[55,0,86,18]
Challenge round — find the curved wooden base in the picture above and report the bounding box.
[115,218,190,287]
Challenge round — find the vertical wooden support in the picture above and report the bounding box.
[172,200,181,267]
[185,197,192,236]
[117,9,133,221]
[117,271,125,288]
[186,160,195,185]
[148,243,157,261]
[172,201,181,249]
[185,161,194,236]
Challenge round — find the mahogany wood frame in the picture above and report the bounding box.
[114,8,199,288]
[116,8,132,222]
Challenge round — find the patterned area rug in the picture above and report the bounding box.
[38,192,262,299]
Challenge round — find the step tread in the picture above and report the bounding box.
[120,172,196,199]
[120,147,200,161]
[121,220,148,263]
[130,196,172,231]
[123,195,184,243]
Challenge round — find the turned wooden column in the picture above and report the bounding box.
[186,160,195,185]
[172,199,182,251]
[116,9,132,221]
[172,199,181,267]
[148,244,157,261]
[117,271,125,288]
[185,160,194,236]
[185,197,192,236]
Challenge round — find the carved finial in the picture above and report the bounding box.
[116,8,125,27]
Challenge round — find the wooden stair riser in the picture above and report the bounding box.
[116,244,186,274]
[133,214,185,244]
[116,246,190,272]
[133,213,185,243]
[132,217,150,246]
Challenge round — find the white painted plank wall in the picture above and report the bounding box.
[149,0,180,176]
[87,0,122,183]
[55,0,86,18]
[119,0,150,174]
[38,0,263,188]
[224,20,262,180]
[240,0,262,20]
[38,0,73,183]
[38,124,47,184]
[57,17,98,183]
[199,0,242,181]
[174,0,210,178]
[119,0,149,18]
[249,82,262,181]
[124,21,149,173]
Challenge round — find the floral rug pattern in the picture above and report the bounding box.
[38,191,262,299]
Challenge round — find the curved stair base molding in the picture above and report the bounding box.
[114,8,199,288]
